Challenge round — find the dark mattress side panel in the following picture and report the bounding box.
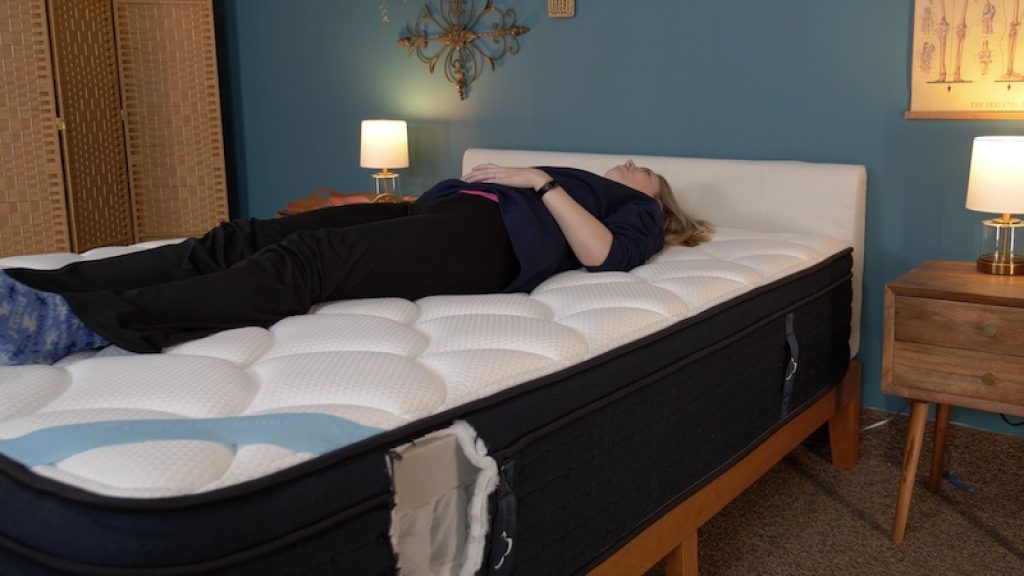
[0,505,393,576]
[471,256,852,575]
[0,450,397,575]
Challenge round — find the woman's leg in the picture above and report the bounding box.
[0,203,414,364]
[6,203,412,294]
[65,195,516,353]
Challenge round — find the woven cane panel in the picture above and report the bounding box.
[0,0,69,256]
[116,0,227,241]
[50,0,134,252]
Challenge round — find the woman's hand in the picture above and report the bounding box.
[462,164,550,190]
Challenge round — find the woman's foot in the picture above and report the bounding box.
[0,270,108,365]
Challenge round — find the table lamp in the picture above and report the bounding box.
[965,136,1024,275]
[360,120,409,197]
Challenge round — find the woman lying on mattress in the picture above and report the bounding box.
[0,161,712,365]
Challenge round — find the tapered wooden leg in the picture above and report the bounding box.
[892,401,929,544]
[662,544,684,576]
[829,360,861,470]
[928,403,951,492]
[663,531,699,576]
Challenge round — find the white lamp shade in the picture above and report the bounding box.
[966,136,1024,214]
[360,120,409,169]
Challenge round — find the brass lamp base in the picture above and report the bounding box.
[977,253,1024,275]
[976,215,1024,275]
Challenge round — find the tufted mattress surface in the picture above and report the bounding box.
[0,228,848,499]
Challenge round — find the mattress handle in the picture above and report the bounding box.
[487,459,518,575]
[781,313,800,418]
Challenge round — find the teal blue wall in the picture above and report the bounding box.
[216,0,1024,436]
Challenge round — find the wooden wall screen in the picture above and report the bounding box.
[0,0,70,255]
[115,0,228,241]
[0,0,226,256]
[50,0,134,252]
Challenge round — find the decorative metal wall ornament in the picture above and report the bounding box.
[398,0,529,100]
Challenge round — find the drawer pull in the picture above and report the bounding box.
[980,373,996,386]
[982,324,997,338]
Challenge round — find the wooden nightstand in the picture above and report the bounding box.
[277,189,415,217]
[882,259,1024,544]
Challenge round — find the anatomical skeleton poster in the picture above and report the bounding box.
[910,0,1024,118]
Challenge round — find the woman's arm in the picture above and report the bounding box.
[461,164,613,266]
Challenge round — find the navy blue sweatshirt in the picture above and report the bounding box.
[416,167,664,293]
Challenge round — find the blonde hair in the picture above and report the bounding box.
[656,174,714,247]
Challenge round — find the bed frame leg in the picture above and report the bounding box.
[662,531,698,576]
[828,360,861,470]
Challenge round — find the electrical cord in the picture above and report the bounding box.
[858,403,998,494]
[1000,413,1024,427]
[861,401,910,433]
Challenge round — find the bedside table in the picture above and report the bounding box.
[277,189,415,217]
[882,259,1024,544]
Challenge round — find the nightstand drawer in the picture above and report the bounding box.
[894,296,1024,356]
[892,341,1024,407]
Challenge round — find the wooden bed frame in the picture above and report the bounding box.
[590,360,862,576]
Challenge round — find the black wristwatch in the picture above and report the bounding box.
[536,179,561,197]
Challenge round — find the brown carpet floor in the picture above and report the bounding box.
[645,409,1024,575]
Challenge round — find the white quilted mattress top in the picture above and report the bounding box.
[0,229,847,498]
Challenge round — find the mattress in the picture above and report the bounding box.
[0,228,852,574]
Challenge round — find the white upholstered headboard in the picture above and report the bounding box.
[462,148,867,356]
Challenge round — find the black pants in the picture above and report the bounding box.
[8,194,517,353]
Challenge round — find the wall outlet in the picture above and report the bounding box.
[548,0,575,18]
